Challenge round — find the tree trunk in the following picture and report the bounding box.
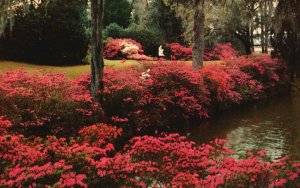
[91,0,104,100]
[235,28,252,55]
[250,23,254,48]
[192,0,205,69]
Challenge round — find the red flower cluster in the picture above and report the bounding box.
[0,116,12,134]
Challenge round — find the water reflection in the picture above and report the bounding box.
[191,96,300,161]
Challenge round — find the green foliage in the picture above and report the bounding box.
[272,0,300,77]
[103,23,126,41]
[124,29,163,57]
[0,0,89,65]
[104,0,132,28]
[103,23,163,57]
[142,0,185,43]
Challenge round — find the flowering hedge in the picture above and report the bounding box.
[72,55,287,132]
[0,123,299,187]
[164,43,239,61]
[0,54,298,187]
[0,54,287,134]
[0,70,103,136]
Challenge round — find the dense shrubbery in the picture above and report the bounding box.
[104,38,143,59]
[163,43,193,60]
[163,43,239,61]
[0,0,89,65]
[73,56,287,132]
[103,23,127,40]
[103,25,163,57]
[0,53,295,186]
[0,55,287,134]
[0,122,299,187]
[204,43,239,61]
[103,0,132,28]
[0,70,103,136]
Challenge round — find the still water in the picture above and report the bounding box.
[191,95,300,161]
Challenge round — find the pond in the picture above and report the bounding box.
[191,95,300,161]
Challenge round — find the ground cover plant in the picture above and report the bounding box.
[0,52,299,187]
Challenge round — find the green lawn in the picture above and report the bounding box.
[0,60,219,78]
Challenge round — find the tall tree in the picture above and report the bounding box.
[273,0,300,80]
[192,0,205,69]
[164,0,206,68]
[142,0,185,43]
[1,0,105,98]
[104,0,132,28]
[0,0,27,35]
[90,0,104,99]
[129,0,149,23]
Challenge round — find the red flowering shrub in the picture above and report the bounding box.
[229,55,287,93]
[74,57,286,131]
[74,68,144,129]
[164,42,239,61]
[75,63,210,131]
[0,116,12,134]
[0,70,103,136]
[201,64,242,105]
[93,134,300,187]
[104,38,144,60]
[200,64,264,109]
[138,62,210,130]
[79,123,122,146]
[1,119,299,187]
[204,43,239,61]
[165,43,193,61]
[101,67,146,127]
[0,124,120,187]
[126,53,154,61]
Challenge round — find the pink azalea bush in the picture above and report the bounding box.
[200,64,264,109]
[1,123,299,187]
[164,42,239,61]
[104,38,154,60]
[73,56,286,131]
[165,43,193,61]
[0,70,103,136]
[76,62,210,131]
[0,49,295,186]
[0,124,120,187]
[99,134,300,187]
[204,43,239,61]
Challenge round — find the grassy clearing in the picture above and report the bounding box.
[0,60,220,78]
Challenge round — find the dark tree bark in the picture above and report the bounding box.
[235,27,252,55]
[192,0,205,69]
[91,0,104,100]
